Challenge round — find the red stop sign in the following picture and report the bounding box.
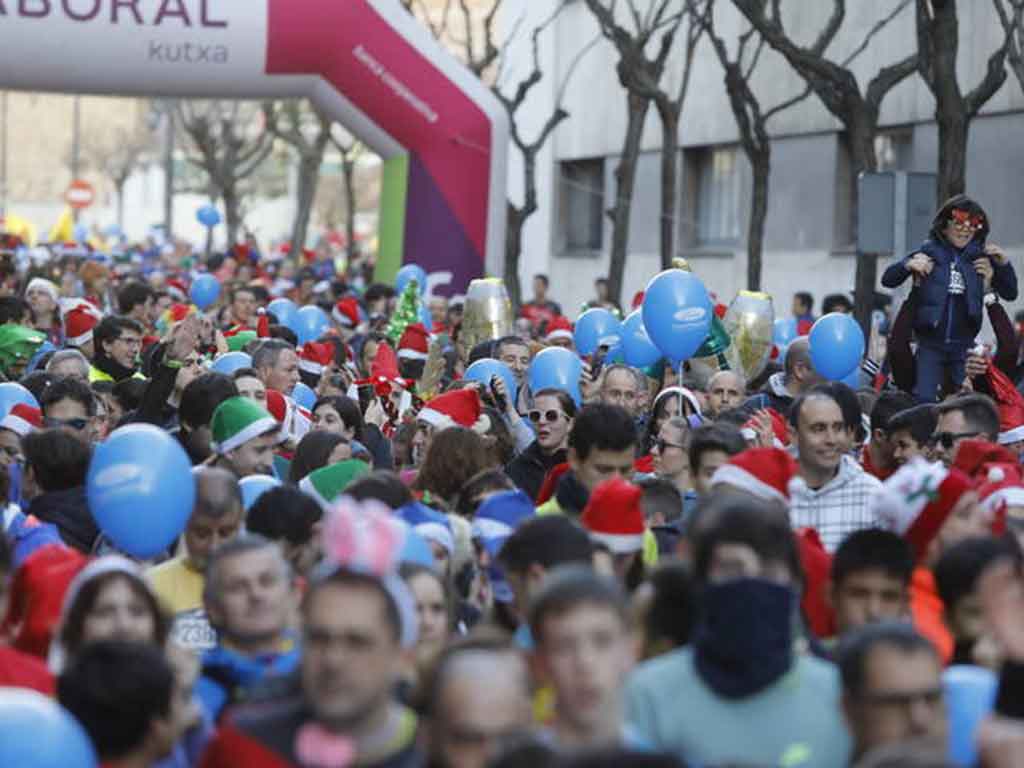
[65,180,95,209]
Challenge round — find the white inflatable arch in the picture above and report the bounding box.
[0,0,508,291]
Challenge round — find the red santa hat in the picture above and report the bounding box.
[417,389,487,432]
[333,297,361,329]
[871,457,973,562]
[545,316,574,343]
[60,300,102,348]
[741,408,790,448]
[710,447,800,504]
[975,463,1023,535]
[265,390,312,444]
[299,342,335,377]
[397,323,430,361]
[581,478,645,554]
[952,439,1018,479]
[986,363,1024,445]
[0,403,41,437]
[166,279,187,303]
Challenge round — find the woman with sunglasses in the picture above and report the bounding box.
[882,194,1017,404]
[506,388,576,502]
[650,416,699,521]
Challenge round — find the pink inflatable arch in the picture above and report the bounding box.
[0,0,508,292]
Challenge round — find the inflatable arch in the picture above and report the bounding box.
[0,0,508,293]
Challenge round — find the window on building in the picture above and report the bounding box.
[559,158,604,252]
[695,146,743,245]
[875,128,914,172]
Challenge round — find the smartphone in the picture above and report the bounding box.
[490,376,508,412]
[591,346,608,379]
[357,383,375,414]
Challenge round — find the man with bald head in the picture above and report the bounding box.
[743,337,820,416]
[147,466,244,651]
[425,633,533,768]
[706,370,746,419]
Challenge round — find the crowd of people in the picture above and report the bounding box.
[0,193,1023,768]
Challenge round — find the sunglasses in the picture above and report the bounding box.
[529,409,564,424]
[930,431,979,450]
[655,438,686,452]
[949,208,985,231]
[44,417,89,432]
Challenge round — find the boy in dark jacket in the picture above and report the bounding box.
[882,194,1017,403]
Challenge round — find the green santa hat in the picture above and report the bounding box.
[210,396,279,455]
[0,324,46,375]
[299,459,371,507]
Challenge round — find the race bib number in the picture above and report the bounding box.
[172,610,217,651]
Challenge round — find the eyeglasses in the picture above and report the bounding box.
[44,417,89,432]
[115,336,143,348]
[949,208,985,232]
[529,409,564,424]
[655,438,686,453]
[930,431,979,450]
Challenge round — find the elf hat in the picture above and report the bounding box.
[333,297,361,329]
[0,403,41,437]
[210,396,279,455]
[581,478,645,554]
[710,447,800,504]
[417,389,487,432]
[397,323,430,361]
[224,329,258,353]
[471,489,536,553]
[300,459,372,508]
[25,277,58,303]
[871,457,973,562]
[396,501,454,557]
[545,316,574,343]
[987,363,1024,445]
[299,342,334,377]
[61,302,101,348]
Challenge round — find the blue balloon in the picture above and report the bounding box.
[419,305,433,332]
[944,665,997,766]
[621,310,662,368]
[395,264,427,296]
[574,308,623,357]
[0,382,38,419]
[87,424,196,559]
[809,313,866,380]
[603,342,625,365]
[211,351,252,376]
[196,204,221,228]
[0,689,96,768]
[641,270,713,365]
[292,382,317,411]
[239,474,281,512]
[399,526,436,568]
[189,273,221,310]
[464,359,517,400]
[528,347,584,406]
[773,317,798,347]
[267,298,298,328]
[291,305,331,345]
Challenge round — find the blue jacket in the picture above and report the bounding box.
[882,238,1017,340]
[196,638,301,721]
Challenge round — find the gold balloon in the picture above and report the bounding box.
[458,278,514,361]
[723,291,775,380]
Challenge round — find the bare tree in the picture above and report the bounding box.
[994,0,1024,89]
[263,100,333,259]
[330,131,365,261]
[917,0,1010,204]
[81,118,155,230]
[584,0,691,304]
[175,101,274,248]
[732,0,918,334]
[401,0,595,307]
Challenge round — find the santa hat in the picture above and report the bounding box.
[333,297,361,329]
[417,389,487,432]
[975,463,1024,535]
[952,439,1018,478]
[397,323,430,361]
[654,386,702,418]
[299,342,334,377]
[299,459,371,507]
[166,279,187,303]
[710,447,800,504]
[25,278,58,303]
[472,490,536,547]
[871,457,973,562]
[60,301,101,348]
[396,502,454,557]
[210,396,279,455]
[741,408,790,448]
[265,390,312,444]
[986,364,1024,445]
[0,403,41,437]
[545,316,574,343]
[581,478,645,554]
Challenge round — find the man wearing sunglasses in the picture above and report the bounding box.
[931,394,1000,467]
[882,194,1016,403]
[39,376,98,443]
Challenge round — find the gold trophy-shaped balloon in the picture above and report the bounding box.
[457,278,514,362]
[722,291,775,381]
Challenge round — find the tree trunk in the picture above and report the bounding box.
[505,202,525,309]
[290,149,323,258]
[341,156,356,261]
[747,151,770,292]
[115,178,126,232]
[658,107,679,270]
[607,92,651,307]
[848,116,880,339]
[223,186,241,251]
[936,110,968,205]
